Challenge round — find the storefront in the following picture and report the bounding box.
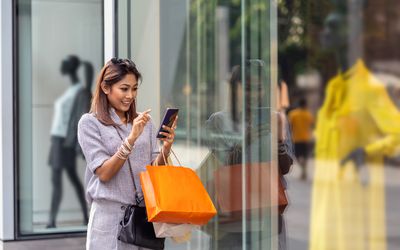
[4,0,400,249]
[0,0,280,249]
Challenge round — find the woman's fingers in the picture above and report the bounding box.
[135,109,151,123]
[135,114,150,124]
[130,110,152,140]
[138,116,148,124]
[142,109,151,122]
[159,138,169,143]
[159,137,173,143]
[138,109,151,117]
[172,116,178,129]
[134,119,147,131]
[162,116,178,133]
[159,131,173,138]
[158,116,178,144]
[162,125,174,133]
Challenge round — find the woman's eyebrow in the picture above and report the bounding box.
[120,83,134,87]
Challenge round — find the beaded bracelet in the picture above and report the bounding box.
[116,150,128,160]
[116,138,135,160]
[124,138,133,150]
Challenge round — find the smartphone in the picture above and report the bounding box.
[156,108,179,138]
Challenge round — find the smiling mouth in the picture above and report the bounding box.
[122,101,131,106]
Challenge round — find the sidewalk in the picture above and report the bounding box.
[0,230,210,250]
[1,237,86,250]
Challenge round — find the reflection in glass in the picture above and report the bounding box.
[118,0,279,249]
[309,1,400,249]
[279,0,400,249]
[288,98,314,180]
[205,62,293,249]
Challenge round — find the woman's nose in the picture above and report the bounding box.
[126,91,134,99]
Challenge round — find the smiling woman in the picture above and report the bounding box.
[78,58,178,250]
[90,58,142,126]
[100,74,139,122]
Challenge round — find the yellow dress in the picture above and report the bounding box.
[309,60,400,250]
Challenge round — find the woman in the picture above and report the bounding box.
[77,58,177,250]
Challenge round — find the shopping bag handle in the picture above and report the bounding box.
[152,147,182,167]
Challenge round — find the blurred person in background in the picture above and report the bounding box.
[288,98,314,180]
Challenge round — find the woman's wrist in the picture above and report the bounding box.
[116,138,135,160]
[162,145,171,157]
[127,134,137,146]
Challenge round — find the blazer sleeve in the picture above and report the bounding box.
[78,114,111,173]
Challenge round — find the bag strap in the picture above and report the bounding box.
[152,147,168,166]
[152,147,182,167]
[170,149,182,166]
[113,126,142,204]
[149,122,182,166]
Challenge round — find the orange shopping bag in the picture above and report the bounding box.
[140,156,217,225]
[214,162,288,216]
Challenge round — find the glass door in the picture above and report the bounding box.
[116,1,279,249]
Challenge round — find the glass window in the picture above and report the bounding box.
[279,0,400,249]
[16,0,103,235]
[117,0,280,249]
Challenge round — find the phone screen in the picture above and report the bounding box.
[156,108,179,138]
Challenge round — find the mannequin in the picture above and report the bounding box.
[309,1,400,249]
[46,55,91,228]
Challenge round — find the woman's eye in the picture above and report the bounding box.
[121,88,128,91]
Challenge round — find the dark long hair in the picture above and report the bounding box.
[90,58,142,125]
[82,61,94,90]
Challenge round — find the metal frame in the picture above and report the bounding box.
[0,0,15,241]
[104,0,116,62]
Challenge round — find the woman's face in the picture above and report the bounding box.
[103,73,138,118]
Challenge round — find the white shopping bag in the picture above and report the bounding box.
[153,222,198,238]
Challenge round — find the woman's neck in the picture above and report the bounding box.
[115,110,127,124]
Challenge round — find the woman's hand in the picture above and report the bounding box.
[128,109,151,145]
[159,116,178,151]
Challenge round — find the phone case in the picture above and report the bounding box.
[157,108,179,138]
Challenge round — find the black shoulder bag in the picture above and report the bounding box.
[114,127,165,250]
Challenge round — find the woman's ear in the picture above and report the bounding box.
[101,83,110,95]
